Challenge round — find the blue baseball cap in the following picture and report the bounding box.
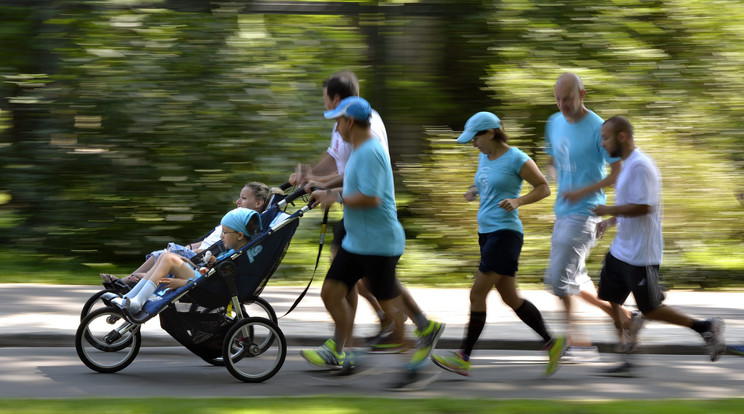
[456,111,502,143]
[323,96,371,122]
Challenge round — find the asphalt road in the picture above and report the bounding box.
[2,346,743,399]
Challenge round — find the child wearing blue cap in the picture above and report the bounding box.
[100,182,278,286]
[432,111,566,377]
[112,207,261,314]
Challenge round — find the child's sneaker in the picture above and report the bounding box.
[408,320,444,369]
[544,336,566,376]
[300,338,345,368]
[432,351,470,376]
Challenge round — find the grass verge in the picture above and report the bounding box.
[0,397,743,413]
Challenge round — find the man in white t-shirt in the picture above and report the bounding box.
[292,70,388,190]
[593,116,725,375]
[289,70,405,352]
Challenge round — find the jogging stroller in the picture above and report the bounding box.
[75,186,315,383]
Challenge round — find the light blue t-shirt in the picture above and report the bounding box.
[341,138,405,256]
[544,110,619,217]
[475,147,530,234]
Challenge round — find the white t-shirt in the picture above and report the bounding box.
[326,109,389,174]
[609,148,663,266]
[197,225,222,250]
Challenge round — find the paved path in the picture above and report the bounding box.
[1,284,742,354]
[1,346,743,399]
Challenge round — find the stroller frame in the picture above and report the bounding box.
[75,186,315,383]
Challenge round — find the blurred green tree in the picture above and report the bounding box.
[0,0,742,287]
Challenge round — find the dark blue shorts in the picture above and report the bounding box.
[478,230,523,276]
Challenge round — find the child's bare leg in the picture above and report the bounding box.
[130,255,157,276]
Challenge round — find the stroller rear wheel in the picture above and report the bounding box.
[202,296,278,367]
[222,317,286,383]
[75,307,141,373]
[241,296,278,324]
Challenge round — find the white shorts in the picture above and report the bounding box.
[544,215,601,296]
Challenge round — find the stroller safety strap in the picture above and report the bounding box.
[279,205,330,318]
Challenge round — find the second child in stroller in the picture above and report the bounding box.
[101,182,280,287]
[112,207,262,314]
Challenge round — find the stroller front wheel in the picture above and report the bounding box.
[80,289,120,321]
[75,307,141,373]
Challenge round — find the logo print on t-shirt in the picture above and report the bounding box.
[555,139,576,175]
[476,167,491,201]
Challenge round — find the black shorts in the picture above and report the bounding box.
[598,252,665,314]
[331,218,345,251]
[478,230,523,276]
[325,247,401,301]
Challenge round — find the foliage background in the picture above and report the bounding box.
[1,0,743,287]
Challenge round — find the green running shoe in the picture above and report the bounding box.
[409,320,444,369]
[301,338,345,368]
[432,351,470,376]
[545,336,566,376]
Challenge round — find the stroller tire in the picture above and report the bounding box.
[242,296,278,325]
[201,296,278,367]
[76,307,141,374]
[80,287,131,321]
[223,317,286,383]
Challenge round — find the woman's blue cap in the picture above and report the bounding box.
[324,96,371,121]
[457,111,502,143]
[221,208,261,238]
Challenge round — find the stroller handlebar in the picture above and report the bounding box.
[276,186,309,209]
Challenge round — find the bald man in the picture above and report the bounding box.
[543,73,640,360]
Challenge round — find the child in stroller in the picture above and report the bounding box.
[111,207,262,314]
[99,182,281,288]
[76,186,314,382]
[82,182,285,319]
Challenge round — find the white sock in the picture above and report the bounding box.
[124,278,148,299]
[128,280,157,312]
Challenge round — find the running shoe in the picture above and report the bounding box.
[701,317,726,362]
[562,345,601,364]
[334,351,374,379]
[544,336,567,376]
[386,369,441,392]
[369,336,407,353]
[408,320,444,369]
[727,345,744,356]
[366,313,408,346]
[600,361,634,378]
[365,319,395,346]
[300,338,345,368]
[625,311,645,352]
[432,351,470,376]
